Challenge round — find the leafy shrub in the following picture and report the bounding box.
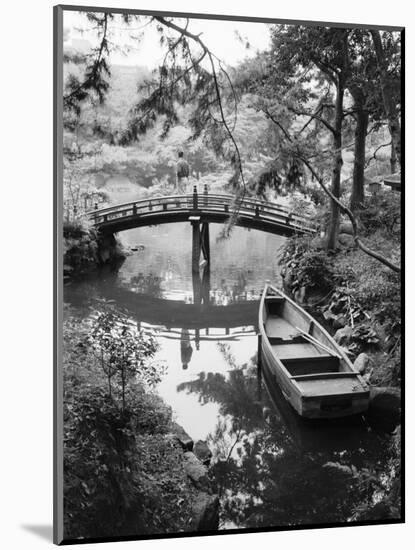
[63,384,189,539]
[63,312,193,540]
[348,324,380,356]
[296,251,335,292]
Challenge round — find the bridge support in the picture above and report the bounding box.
[190,218,210,273]
[190,216,211,306]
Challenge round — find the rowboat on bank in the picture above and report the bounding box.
[258,284,370,419]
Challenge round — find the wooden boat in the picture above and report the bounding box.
[258,284,370,419]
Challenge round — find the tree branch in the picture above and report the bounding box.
[298,154,400,273]
[287,106,336,135]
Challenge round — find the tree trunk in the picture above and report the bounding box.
[327,82,344,250]
[350,107,369,211]
[390,142,397,174]
[370,30,401,168]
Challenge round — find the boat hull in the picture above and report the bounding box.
[258,285,370,419]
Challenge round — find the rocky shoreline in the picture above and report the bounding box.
[169,422,219,532]
[63,221,126,279]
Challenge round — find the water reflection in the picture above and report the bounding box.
[180,329,193,369]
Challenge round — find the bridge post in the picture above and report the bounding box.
[132,204,137,215]
[193,185,198,210]
[191,219,201,275]
[200,222,210,267]
[203,184,208,207]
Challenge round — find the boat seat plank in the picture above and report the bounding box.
[294,376,366,396]
[282,354,337,364]
[292,372,360,381]
[271,342,325,360]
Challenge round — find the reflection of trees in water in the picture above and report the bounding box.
[177,348,396,528]
[210,272,258,305]
[130,272,163,298]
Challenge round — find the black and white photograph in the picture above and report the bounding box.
[54,4,403,544]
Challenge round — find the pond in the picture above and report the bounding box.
[64,220,395,530]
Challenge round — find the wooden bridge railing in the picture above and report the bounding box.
[88,186,317,234]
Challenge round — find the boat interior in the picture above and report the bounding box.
[263,295,346,379]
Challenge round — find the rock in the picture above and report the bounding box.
[323,461,355,477]
[339,222,354,235]
[282,269,294,293]
[194,440,212,466]
[354,352,372,374]
[191,493,219,531]
[334,326,353,346]
[338,233,355,248]
[311,237,326,250]
[369,387,401,415]
[299,286,306,303]
[171,422,193,451]
[183,452,210,490]
[294,286,306,304]
[367,387,401,433]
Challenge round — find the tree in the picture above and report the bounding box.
[370,30,402,169]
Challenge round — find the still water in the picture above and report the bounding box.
[65,221,394,529]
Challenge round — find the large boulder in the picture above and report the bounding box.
[339,222,354,235]
[183,452,210,490]
[366,387,401,433]
[194,440,212,466]
[293,286,306,304]
[370,387,401,412]
[171,422,193,451]
[323,461,357,478]
[334,326,353,346]
[354,352,372,374]
[338,233,355,248]
[191,493,219,531]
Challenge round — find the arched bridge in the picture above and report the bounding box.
[89,189,316,237]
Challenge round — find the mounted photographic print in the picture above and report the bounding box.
[54,4,404,545]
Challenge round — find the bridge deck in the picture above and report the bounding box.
[89,193,316,236]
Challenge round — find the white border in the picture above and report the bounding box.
[1,1,411,548]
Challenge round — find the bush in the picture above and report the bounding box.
[63,311,193,540]
[358,190,401,236]
[280,237,336,294]
[63,384,189,539]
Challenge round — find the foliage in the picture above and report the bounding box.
[89,304,162,409]
[358,189,401,236]
[63,309,194,539]
[63,222,99,276]
[348,324,380,356]
[279,237,336,294]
